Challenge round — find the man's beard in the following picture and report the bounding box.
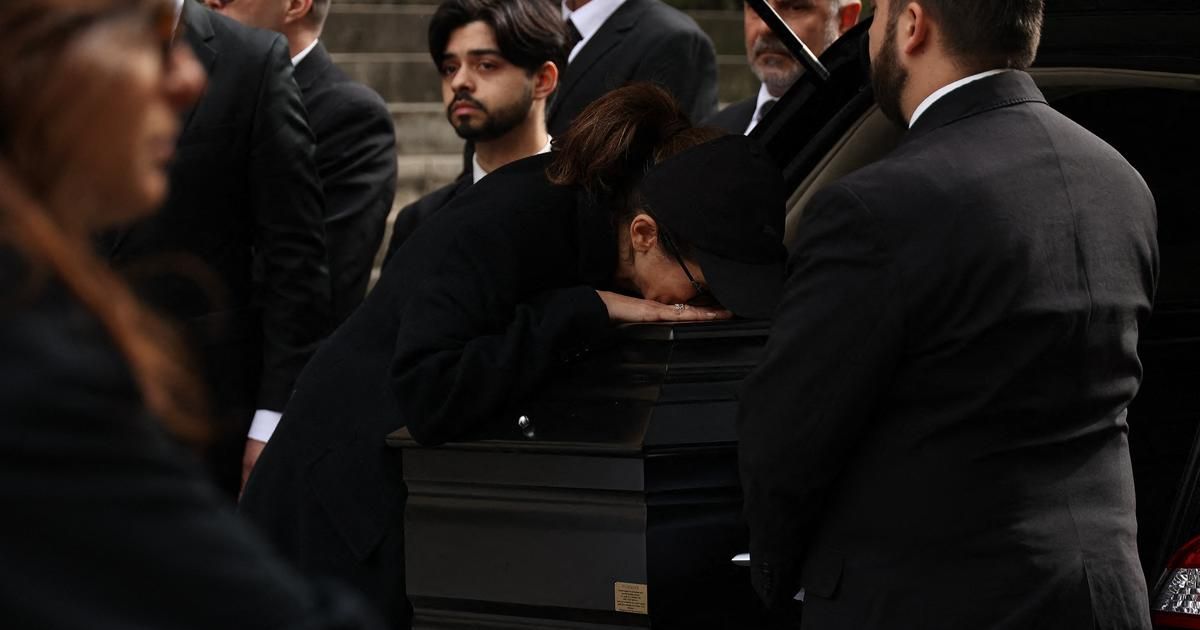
[870,13,909,127]
[748,34,802,96]
[447,84,534,142]
[748,17,840,96]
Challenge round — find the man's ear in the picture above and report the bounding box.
[284,0,314,26]
[533,61,560,100]
[838,2,863,34]
[898,1,930,58]
[628,214,660,253]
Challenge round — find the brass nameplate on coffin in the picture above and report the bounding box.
[614,581,649,615]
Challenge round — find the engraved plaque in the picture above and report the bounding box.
[614,582,649,615]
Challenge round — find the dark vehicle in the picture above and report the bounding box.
[389,2,1200,627]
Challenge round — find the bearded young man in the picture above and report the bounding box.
[708,0,860,135]
[738,1,1156,628]
[383,0,565,261]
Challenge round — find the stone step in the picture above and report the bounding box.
[391,103,462,155]
[394,153,463,199]
[323,4,745,55]
[333,52,758,107]
[323,4,433,55]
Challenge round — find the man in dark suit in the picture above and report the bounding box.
[106,0,332,495]
[383,0,566,262]
[209,0,398,482]
[209,0,396,327]
[708,0,860,135]
[738,1,1156,628]
[548,0,717,136]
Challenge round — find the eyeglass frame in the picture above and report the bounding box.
[658,227,711,304]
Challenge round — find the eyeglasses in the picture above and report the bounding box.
[659,228,713,305]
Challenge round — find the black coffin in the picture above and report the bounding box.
[387,320,770,629]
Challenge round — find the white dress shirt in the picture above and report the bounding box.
[908,69,1008,128]
[561,0,627,63]
[472,137,554,184]
[744,83,777,135]
[291,38,320,67]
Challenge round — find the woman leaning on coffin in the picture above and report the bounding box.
[0,1,384,627]
[238,82,790,626]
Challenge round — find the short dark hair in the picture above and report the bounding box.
[891,0,1044,71]
[428,0,568,75]
[307,0,331,27]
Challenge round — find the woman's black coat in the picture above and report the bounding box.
[0,253,382,630]
[240,153,618,622]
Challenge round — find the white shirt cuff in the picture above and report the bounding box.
[247,409,283,443]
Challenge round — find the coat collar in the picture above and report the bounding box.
[293,41,333,91]
[902,70,1047,145]
[550,0,646,120]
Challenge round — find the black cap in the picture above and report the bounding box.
[639,135,787,318]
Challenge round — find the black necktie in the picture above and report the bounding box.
[565,19,583,52]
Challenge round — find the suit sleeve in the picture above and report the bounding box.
[737,184,906,607]
[250,35,333,411]
[316,85,397,323]
[634,28,719,125]
[391,227,611,447]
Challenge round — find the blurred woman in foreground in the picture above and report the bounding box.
[0,1,381,627]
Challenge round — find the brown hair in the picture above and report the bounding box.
[0,0,208,441]
[547,83,726,227]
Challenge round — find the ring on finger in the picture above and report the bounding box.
[673,303,688,313]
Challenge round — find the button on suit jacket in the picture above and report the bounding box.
[738,71,1157,630]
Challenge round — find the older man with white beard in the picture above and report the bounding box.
[707,0,860,135]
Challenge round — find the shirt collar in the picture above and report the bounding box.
[744,83,776,135]
[908,69,1009,128]
[561,0,626,43]
[472,136,554,184]
[291,38,320,66]
[174,0,185,29]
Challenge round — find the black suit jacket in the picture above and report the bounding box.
[107,1,331,419]
[241,154,615,620]
[547,0,718,136]
[0,254,382,630]
[382,172,471,263]
[706,95,756,135]
[295,43,396,324]
[738,72,1157,629]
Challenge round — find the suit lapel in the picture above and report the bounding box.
[179,0,218,135]
[549,0,644,120]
